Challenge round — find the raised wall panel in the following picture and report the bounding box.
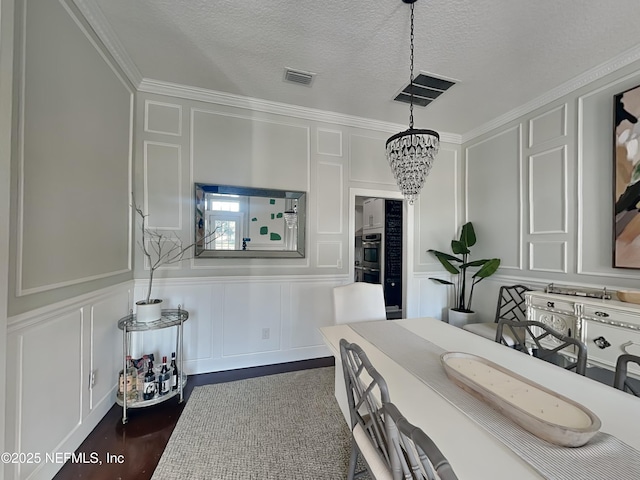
[528,104,567,148]
[222,283,282,356]
[317,128,342,156]
[290,281,336,348]
[529,146,567,234]
[144,141,182,229]
[145,101,182,136]
[349,134,395,185]
[18,311,82,479]
[316,241,342,268]
[17,0,132,295]
[466,126,522,270]
[191,109,309,191]
[316,162,343,234]
[416,147,460,266]
[529,241,567,273]
[90,292,129,411]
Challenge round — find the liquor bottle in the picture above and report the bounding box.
[170,352,179,391]
[118,356,138,401]
[143,358,156,400]
[158,356,170,396]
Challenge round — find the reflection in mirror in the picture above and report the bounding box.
[195,183,306,258]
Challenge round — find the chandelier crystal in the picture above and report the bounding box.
[386,0,440,205]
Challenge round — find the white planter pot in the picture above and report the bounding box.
[135,299,163,323]
[447,308,478,328]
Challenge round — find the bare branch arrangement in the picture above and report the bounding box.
[134,202,218,304]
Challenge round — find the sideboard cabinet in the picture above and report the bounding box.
[526,291,640,376]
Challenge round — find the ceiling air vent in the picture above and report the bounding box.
[283,68,315,87]
[393,73,456,107]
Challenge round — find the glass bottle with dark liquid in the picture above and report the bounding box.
[170,352,178,391]
[143,358,156,400]
[158,356,170,396]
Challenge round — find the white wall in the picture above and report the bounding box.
[461,57,640,323]
[134,88,462,374]
[4,1,134,478]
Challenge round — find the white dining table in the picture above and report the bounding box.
[320,317,640,480]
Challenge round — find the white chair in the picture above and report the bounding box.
[333,282,387,324]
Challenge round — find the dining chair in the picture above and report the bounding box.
[462,284,531,345]
[340,339,393,480]
[495,319,588,375]
[333,282,387,324]
[614,353,640,396]
[383,402,459,480]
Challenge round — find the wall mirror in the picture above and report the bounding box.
[195,183,306,258]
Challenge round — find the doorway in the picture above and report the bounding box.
[352,190,407,319]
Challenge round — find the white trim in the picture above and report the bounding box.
[16,0,134,296]
[315,241,343,268]
[462,44,640,143]
[143,140,183,230]
[528,241,568,273]
[316,161,343,235]
[528,104,568,149]
[528,145,568,234]
[71,0,143,86]
[317,128,343,157]
[140,77,462,144]
[144,100,183,136]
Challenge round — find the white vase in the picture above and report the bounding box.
[135,299,163,323]
[447,308,478,328]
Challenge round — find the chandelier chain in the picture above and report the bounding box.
[409,1,415,129]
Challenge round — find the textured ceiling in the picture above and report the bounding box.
[93,0,640,138]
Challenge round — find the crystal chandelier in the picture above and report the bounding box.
[386,0,440,205]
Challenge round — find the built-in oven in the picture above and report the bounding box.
[362,233,382,270]
[361,266,381,284]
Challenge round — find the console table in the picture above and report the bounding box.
[526,291,640,375]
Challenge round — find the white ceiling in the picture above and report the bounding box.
[91,0,640,139]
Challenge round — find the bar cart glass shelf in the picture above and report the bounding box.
[117,308,188,424]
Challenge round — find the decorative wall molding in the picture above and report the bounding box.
[143,141,182,230]
[316,241,343,268]
[141,78,462,144]
[462,44,640,144]
[529,241,568,273]
[528,103,568,148]
[317,128,343,157]
[144,100,183,136]
[71,0,143,86]
[528,145,568,234]
[316,161,344,235]
[16,0,134,297]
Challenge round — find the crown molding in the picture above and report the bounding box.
[139,78,462,144]
[72,0,143,87]
[461,44,640,144]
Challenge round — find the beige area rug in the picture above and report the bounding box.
[151,367,366,480]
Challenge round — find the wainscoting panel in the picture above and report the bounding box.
[349,133,396,185]
[317,128,343,157]
[466,126,523,270]
[316,161,343,234]
[528,104,567,148]
[316,241,342,268]
[145,100,182,136]
[415,147,460,267]
[136,276,344,374]
[529,241,568,273]
[222,282,283,356]
[144,141,182,230]
[528,146,567,234]
[5,283,131,480]
[289,280,337,348]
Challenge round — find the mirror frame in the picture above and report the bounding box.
[194,183,306,258]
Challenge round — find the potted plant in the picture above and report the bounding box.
[134,202,217,322]
[428,222,500,327]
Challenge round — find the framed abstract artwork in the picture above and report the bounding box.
[614,84,640,268]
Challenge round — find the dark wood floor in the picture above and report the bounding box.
[52,356,335,480]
